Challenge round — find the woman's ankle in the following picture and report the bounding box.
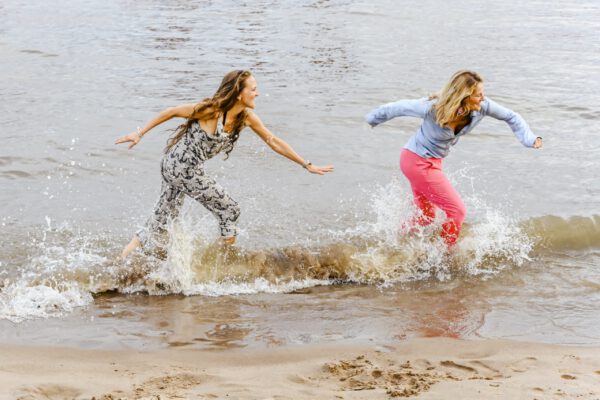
[121,236,141,258]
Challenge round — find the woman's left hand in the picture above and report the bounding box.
[115,130,142,149]
[533,137,543,149]
[306,164,334,175]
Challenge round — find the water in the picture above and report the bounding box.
[1,0,600,349]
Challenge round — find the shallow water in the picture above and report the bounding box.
[1,0,600,349]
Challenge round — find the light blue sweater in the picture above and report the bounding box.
[366,97,538,158]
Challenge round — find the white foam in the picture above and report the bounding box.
[338,173,534,283]
[183,277,332,297]
[133,220,333,296]
[0,220,110,322]
[0,280,92,323]
[1,170,536,324]
[456,207,533,276]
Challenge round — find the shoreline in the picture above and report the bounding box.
[2,338,599,399]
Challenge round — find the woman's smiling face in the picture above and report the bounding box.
[239,75,259,109]
[466,82,485,111]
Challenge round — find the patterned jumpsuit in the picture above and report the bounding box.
[136,117,240,249]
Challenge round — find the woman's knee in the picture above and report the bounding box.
[230,201,241,222]
[449,202,466,226]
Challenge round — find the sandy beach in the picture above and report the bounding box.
[2,338,599,399]
[3,1,600,400]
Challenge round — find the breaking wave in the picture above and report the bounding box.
[2,180,598,322]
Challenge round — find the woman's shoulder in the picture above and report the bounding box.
[423,96,437,105]
[401,97,435,113]
[418,97,436,114]
[190,101,217,121]
[244,109,261,126]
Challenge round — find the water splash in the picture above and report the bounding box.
[0,174,545,322]
[0,278,92,323]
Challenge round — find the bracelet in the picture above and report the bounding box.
[302,160,312,169]
[136,126,143,138]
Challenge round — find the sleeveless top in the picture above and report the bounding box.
[168,114,235,164]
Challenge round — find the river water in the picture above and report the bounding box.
[1,0,600,349]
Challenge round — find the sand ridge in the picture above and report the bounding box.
[2,338,600,399]
[320,353,512,397]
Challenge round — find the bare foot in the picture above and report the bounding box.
[121,236,141,258]
[222,236,236,246]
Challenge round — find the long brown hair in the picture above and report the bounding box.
[430,70,483,128]
[165,70,253,157]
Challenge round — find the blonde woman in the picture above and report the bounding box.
[116,70,333,257]
[366,70,542,245]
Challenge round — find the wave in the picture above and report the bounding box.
[108,213,600,294]
[523,214,600,251]
[2,199,599,322]
[0,213,533,322]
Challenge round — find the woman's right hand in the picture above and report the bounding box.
[306,164,334,175]
[115,130,142,150]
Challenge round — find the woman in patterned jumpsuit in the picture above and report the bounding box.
[116,70,334,257]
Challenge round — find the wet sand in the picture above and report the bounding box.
[2,338,599,399]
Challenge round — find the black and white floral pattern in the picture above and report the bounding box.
[136,120,240,249]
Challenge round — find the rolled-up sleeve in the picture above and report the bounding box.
[483,98,538,147]
[366,98,432,127]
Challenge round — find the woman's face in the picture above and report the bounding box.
[239,75,259,109]
[466,82,485,111]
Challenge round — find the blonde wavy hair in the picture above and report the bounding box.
[430,70,483,128]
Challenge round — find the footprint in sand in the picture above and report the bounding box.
[120,373,206,399]
[287,374,318,386]
[508,357,538,373]
[457,350,496,360]
[14,384,82,400]
[323,356,439,397]
[439,360,479,379]
[469,360,504,378]
[438,359,508,380]
[412,359,434,370]
[560,374,576,380]
[561,354,580,362]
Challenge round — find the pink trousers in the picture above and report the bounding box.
[399,149,466,245]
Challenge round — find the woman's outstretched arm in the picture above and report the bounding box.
[365,98,433,127]
[115,103,196,149]
[482,98,543,149]
[246,111,334,175]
